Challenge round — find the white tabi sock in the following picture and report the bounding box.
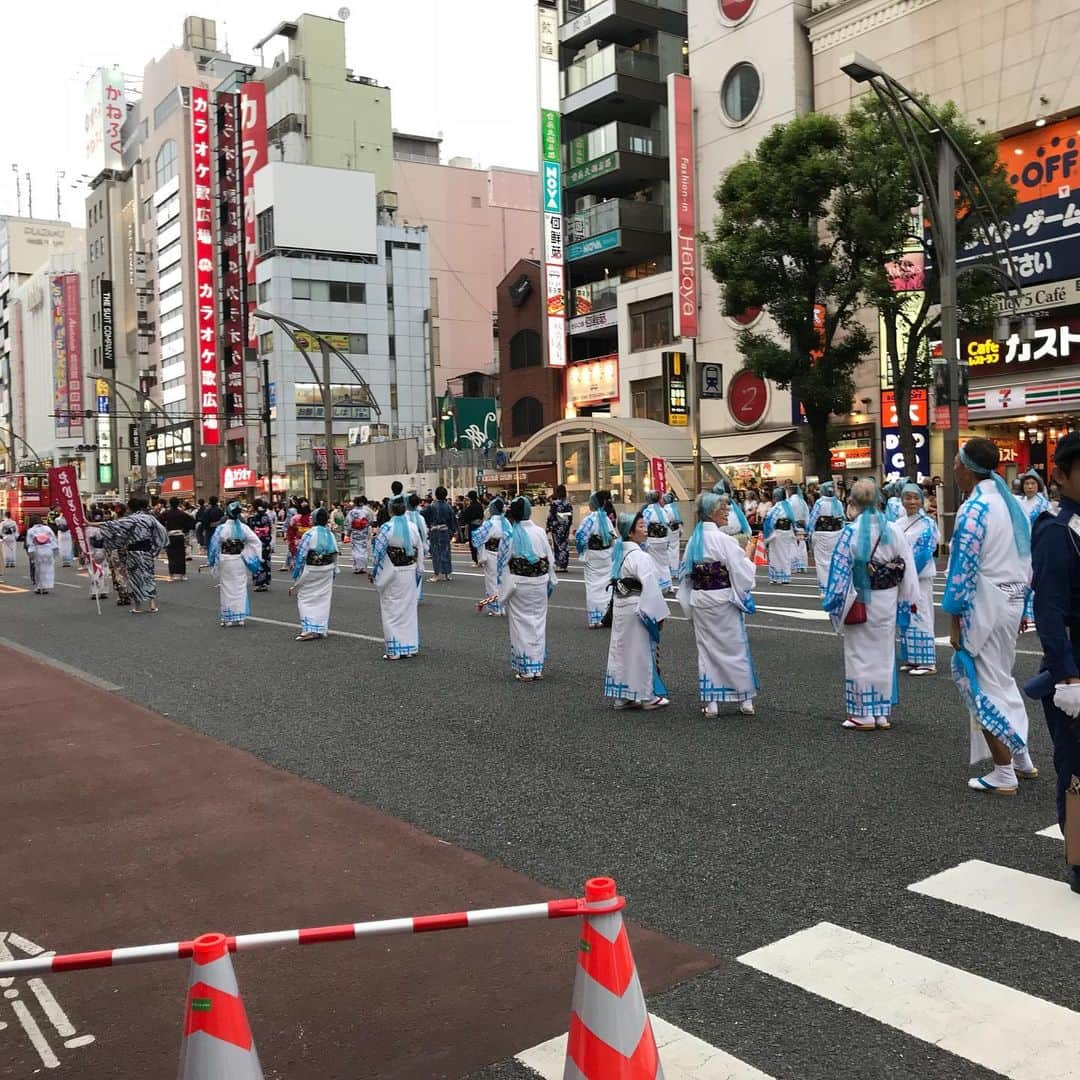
[1013,748,1035,772]
[988,763,1017,788]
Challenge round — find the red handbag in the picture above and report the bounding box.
[844,599,868,625]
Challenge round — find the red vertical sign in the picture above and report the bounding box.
[240,82,267,350]
[65,275,84,435]
[191,86,220,446]
[670,74,698,339]
[48,465,88,561]
[216,93,244,422]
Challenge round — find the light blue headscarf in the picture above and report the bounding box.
[587,492,612,546]
[661,491,683,526]
[610,511,641,580]
[309,506,338,555]
[388,496,415,555]
[960,447,1031,557]
[851,504,887,602]
[1019,468,1046,493]
[901,482,925,506]
[681,492,722,577]
[508,496,538,563]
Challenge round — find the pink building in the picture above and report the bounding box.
[393,141,538,388]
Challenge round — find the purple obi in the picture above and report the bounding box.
[690,560,731,591]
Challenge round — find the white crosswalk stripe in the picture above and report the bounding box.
[908,859,1080,944]
[1038,823,1064,840]
[738,921,1080,1080]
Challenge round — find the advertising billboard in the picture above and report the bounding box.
[50,275,83,439]
[191,86,220,446]
[669,74,698,338]
[537,8,565,368]
[216,93,245,422]
[240,81,268,349]
[84,68,125,179]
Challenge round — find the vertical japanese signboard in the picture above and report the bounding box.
[50,274,83,438]
[537,3,566,368]
[240,82,267,350]
[668,74,698,339]
[83,68,125,179]
[216,92,244,422]
[191,86,220,446]
[96,377,112,486]
[48,465,88,561]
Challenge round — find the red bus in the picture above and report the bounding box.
[1,473,52,536]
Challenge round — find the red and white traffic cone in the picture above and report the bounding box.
[563,877,663,1079]
[177,933,263,1079]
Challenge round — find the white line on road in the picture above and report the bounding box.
[243,616,383,644]
[1038,823,1063,840]
[738,921,1080,1080]
[20,576,82,590]
[909,860,1080,943]
[515,1013,774,1079]
[0,638,122,692]
[9,999,60,1070]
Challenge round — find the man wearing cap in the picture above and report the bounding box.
[1031,430,1080,892]
[943,438,1036,795]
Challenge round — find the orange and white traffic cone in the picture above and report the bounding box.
[563,877,663,1079]
[752,535,768,567]
[177,933,263,1080]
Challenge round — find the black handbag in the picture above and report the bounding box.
[865,533,906,591]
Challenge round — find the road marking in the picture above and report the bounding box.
[0,583,27,594]
[0,638,122,692]
[909,860,1080,942]
[1038,823,1063,840]
[243,615,384,644]
[754,606,829,621]
[20,576,82,590]
[515,1013,774,1079]
[933,635,1042,658]
[739,921,1080,1079]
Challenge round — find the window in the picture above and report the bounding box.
[155,140,178,189]
[386,285,394,306]
[721,62,761,124]
[511,397,543,437]
[629,301,675,351]
[258,280,270,302]
[290,331,368,354]
[509,329,542,369]
[153,89,180,129]
[630,377,665,422]
[259,331,274,354]
[256,208,275,254]
[471,196,482,208]
[291,279,365,303]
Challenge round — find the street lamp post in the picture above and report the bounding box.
[840,52,1024,539]
[0,426,45,467]
[88,372,170,496]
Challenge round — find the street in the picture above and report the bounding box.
[0,551,1075,1080]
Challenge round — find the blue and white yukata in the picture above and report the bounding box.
[808,495,845,593]
[641,503,672,591]
[761,499,798,584]
[897,510,940,668]
[497,521,557,676]
[943,478,1032,764]
[473,512,508,615]
[789,493,810,572]
[208,519,262,626]
[407,508,429,599]
[371,518,422,657]
[1017,490,1048,625]
[576,511,615,627]
[292,525,339,638]
[678,523,758,705]
[823,515,920,720]
[603,542,669,704]
[345,507,371,572]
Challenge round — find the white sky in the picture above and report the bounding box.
[0,0,540,221]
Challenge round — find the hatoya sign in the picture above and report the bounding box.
[669,74,698,338]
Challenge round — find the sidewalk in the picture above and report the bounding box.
[0,646,712,1078]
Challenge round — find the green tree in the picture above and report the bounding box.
[846,97,1015,477]
[704,113,879,478]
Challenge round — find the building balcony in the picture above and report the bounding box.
[565,199,667,274]
[560,0,687,51]
[564,121,667,196]
[570,276,619,319]
[561,44,664,126]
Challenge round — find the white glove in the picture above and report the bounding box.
[1053,682,1080,718]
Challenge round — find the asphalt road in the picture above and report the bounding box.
[0,548,1074,1079]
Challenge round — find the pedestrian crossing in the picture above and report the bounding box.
[514,837,1080,1079]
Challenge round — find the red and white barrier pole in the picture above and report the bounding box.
[0,892,626,978]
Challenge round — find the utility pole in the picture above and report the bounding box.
[690,340,702,496]
[261,350,274,506]
[55,170,65,220]
[321,340,335,513]
[25,171,32,218]
[11,165,21,216]
[936,137,961,536]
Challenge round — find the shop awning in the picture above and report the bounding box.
[702,428,801,463]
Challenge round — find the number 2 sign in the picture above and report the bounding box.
[728,370,769,428]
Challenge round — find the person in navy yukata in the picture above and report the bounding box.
[1031,430,1080,894]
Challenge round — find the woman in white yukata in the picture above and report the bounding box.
[713,478,752,545]
[207,501,263,628]
[575,491,615,628]
[823,478,920,731]
[662,492,683,590]
[1,511,18,569]
[761,488,797,585]
[56,514,74,566]
[84,510,112,599]
[807,481,845,593]
[943,438,1036,794]
[1016,469,1048,629]
[679,493,758,718]
[897,484,940,676]
[787,486,810,573]
[370,494,422,659]
[473,496,509,616]
[603,511,670,710]
[289,506,339,642]
[497,496,557,681]
[25,516,58,594]
[640,491,671,592]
